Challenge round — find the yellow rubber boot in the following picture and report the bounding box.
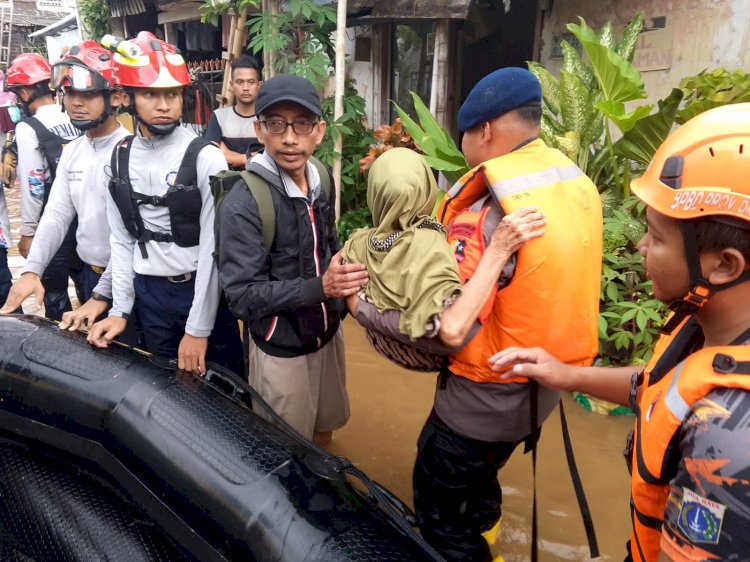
[481,517,504,561]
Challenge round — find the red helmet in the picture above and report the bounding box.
[112,31,190,89]
[52,41,117,92]
[6,53,52,88]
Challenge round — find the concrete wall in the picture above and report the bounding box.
[344,25,376,127]
[44,28,82,63]
[539,0,750,105]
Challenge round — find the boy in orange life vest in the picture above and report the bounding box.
[490,104,750,561]
[353,67,603,561]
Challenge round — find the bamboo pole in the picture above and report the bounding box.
[221,9,248,106]
[332,0,347,221]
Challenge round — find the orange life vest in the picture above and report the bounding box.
[437,139,602,383]
[630,319,750,561]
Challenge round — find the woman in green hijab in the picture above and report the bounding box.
[342,148,544,371]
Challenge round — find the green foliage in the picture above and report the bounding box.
[676,67,750,124]
[79,0,112,40]
[531,13,671,366]
[200,0,374,238]
[200,0,259,27]
[246,0,337,86]
[392,92,468,185]
[599,196,664,365]
[314,80,375,240]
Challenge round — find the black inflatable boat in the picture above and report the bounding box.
[0,315,442,561]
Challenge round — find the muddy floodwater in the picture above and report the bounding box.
[332,319,633,561]
[4,176,632,560]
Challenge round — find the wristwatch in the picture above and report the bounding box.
[90,291,113,304]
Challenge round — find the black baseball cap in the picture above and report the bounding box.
[254,74,322,117]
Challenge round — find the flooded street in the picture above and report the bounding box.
[334,320,633,561]
[4,164,632,560]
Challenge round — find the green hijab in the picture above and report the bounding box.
[342,148,461,340]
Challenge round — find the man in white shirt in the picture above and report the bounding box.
[5,53,81,319]
[88,32,243,377]
[1,41,130,323]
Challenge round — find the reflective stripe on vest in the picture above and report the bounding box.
[438,139,602,384]
[630,332,750,562]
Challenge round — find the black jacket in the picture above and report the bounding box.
[217,161,345,358]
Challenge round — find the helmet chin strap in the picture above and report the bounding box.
[132,109,179,136]
[661,220,750,334]
[15,83,52,117]
[63,90,113,132]
[142,120,179,136]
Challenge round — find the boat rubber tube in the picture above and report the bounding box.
[0,315,442,561]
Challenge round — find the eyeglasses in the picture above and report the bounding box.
[260,119,318,135]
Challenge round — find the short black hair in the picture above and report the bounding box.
[514,104,542,126]
[231,55,261,78]
[694,218,750,261]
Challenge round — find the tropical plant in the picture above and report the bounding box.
[315,80,375,240]
[78,0,112,41]
[676,67,750,124]
[200,0,259,27]
[359,118,419,172]
[246,0,337,86]
[199,0,375,239]
[528,14,674,366]
[392,92,468,185]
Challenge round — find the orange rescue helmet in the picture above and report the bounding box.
[631,103,750,225]
[632,103,750,334]
[112,31,190,89]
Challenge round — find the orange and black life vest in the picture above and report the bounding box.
[436,139,602,384]
[629,319,750,561]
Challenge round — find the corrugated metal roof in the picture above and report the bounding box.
[108,0,157,18]
[11,1,68,27]
[346,0,474,19]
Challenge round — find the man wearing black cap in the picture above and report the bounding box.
[217,74,368,445]
[409,68,603,560]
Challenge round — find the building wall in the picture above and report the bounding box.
[344,26,375,126]
[539,0,750,105]
[44,28,82,63]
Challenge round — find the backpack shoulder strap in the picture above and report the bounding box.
[110,135,135,184]
[21,116,70,181]
[238,170,275,255]
[175,137,212,186]
[21,116,60,148]
[310,156,332,201]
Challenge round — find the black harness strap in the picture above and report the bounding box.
[559,398,600,559]
[110,136,209,259]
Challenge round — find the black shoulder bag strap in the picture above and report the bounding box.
[22,116,73,210]
[174,137,212,187]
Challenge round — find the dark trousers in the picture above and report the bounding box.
[0,247,21,313]
[79,263,103,303]
[134,273,244,376]
[42,221,83,321]
[413,410,524,562]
